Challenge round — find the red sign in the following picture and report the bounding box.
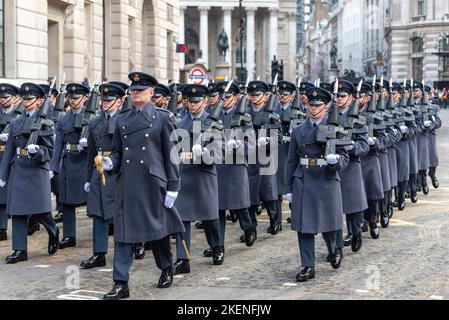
[177,44,189,53]
[188,67,207,85]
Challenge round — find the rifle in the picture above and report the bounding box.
[25,77,56,147]
[378,76,395,128]
[53,73,66,123]
[361,75,386,137]
[230,77,252,129]
[343,79,367,136]
[167,83,179,117]
[252,74,281,130]
[282,78,307,142]
[315,79,353,156]
[419,80,433,122]
[193,81,233,147]
[78,73,101,143]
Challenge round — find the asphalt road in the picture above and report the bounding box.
[1,110,449,300]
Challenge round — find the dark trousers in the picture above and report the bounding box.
[364,200,378,226]
[418,170,428,188]
[219,208,252,246]
[397,181,408,204]
[297,231,338,268]
[344,211,363,238]
[380,191,390,215]
[275,196,284,224]
[62,204,77,238]
[55,194,63,213]
[12,213,57,251]
[93,216,112,254]
[428,167,437,178]
[177,220,220,260]
[408,174,417,195]
[0,204,7,230]
[113,236,173,283]
[249,200,277,230]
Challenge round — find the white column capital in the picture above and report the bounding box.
[222,7,234,13]
[245,7,257,13]
[198,6,211,13]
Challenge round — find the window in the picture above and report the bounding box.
[443,36,449,52]
[417,0,425,16]
[412,57,423,80]
[0,0,4,77]
[413,37,423,53]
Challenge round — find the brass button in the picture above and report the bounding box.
[126,160,130,164]
[123,126,126,130]
[125,147,129,151]
[124,135,128,139]
[145,134,149,138]
[140,160,144,164]
[142,147,146,151]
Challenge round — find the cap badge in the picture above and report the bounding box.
[133,75,140,82]
[72,86,76,92]
[25,87,30,92]
[192,88,197,93]
[104,87,109,93]
[252,84,257,89]
[312,91,318,97]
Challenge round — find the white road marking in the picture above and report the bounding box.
[389,219,417,226]
[34,265,50,268]
[430,295,444,300]
[57,290,106,300]
[356,289,369,293]
[282,283,298,287]
[174,275,184,279]
[217,277,231,281]
[97,269,113,272]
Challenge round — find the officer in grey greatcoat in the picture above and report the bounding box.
[407,82,419,204]
[333,80,369,253]
[50,83,90,249]
[246,81,282,236]
[214,80,256,250]
[427,86,442,189]
[0,84,21,241]
[173,84,224,275]
[101,72,185,300]
[80,83,125,270]
[274,81,296,229]
[0,83,59,264]
[359,83,384,240]
[286,86,349,283]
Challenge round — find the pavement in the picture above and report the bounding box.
[1,110,449,300]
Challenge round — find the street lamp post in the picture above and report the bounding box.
[239,0,244,81]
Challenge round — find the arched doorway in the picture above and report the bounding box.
[142,0,156,74]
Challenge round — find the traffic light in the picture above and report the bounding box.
[279,60,284,81]
[271,57,279,82]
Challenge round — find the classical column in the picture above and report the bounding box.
[199,6,210,67]
[222,7,233,65]
[179,5,186,69]
[269,8,278,63]
[246,7,256,79]
[288,12,297,81]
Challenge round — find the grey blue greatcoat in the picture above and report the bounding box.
[428,103,442,168]
[360,125,384,200]
[376,129,392,192]
[246,106,281,205]
[216,108,251,211]
[407,116,419,175]
[339,111,369,214]
[175,112,220,221]
[0,110,17,205]
[274,103,292,196]
[287,119,349,234]
[414,102,431,171]
[395,105,413,182]
[0,113,54,215]
[50,110,88,205]
[85,112,119,221]
[109,104,185,243]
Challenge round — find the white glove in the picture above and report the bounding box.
[84,182,90,193]
[79,138,88,148]
[346,141,355,151]
[424,121,431,128]
[49,171,54,180]
[164,191,178,209]
[326,154,340,165]
[400,125,408,134]
[0,133,8,142]
[257,137,270,147]
[227,139,243,150]
[192,144,205,157]
[286,193,293,203]
[392,128,398,135]
[27,144,40,155]
[368,137,376,146]
[102,157,113,171]
[0,179,5,188]
[431,116,436,122]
